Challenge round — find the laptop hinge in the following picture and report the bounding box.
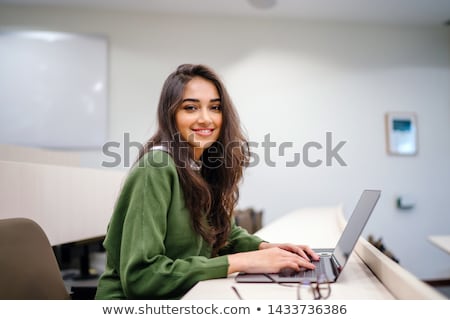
[331,255,342,278]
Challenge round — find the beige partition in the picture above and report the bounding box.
[0,160,125,245]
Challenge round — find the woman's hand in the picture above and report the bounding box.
[259,242,320,262]
[227,244,318,275]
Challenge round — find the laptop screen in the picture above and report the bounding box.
[333,190,381,269]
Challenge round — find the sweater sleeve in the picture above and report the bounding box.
[104,151,229,299]
[218,219,265,255]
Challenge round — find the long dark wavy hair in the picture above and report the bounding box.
[136,64,250,256]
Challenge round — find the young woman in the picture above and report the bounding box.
[95,64,318,299]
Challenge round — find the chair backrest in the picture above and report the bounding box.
[234,208,263,234]
[0,218,70,299]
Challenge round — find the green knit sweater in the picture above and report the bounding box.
[95,150,264,300]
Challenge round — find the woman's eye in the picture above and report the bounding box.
[211,105,222,112]
[183,105,197,111]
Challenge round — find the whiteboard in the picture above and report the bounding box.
[0,30,108,149]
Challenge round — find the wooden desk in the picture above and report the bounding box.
[428,235,450,255]
[183,206,445,300]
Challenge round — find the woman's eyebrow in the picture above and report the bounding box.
[182,98,221,103]
[182,98,199,103]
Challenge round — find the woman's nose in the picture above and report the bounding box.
[197,108,212,124]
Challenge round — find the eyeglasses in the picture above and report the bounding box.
[296,274,331,300]
[231,274,331,300]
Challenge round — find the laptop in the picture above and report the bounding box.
[235,189,381,283]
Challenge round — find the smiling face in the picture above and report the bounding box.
[175,76,223,160]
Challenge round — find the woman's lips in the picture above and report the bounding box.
[192,128,214,136]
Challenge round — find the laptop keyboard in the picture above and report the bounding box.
[280,258,326,280]
[304,259,324,279]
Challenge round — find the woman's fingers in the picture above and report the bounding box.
[232,244,319,274]
[271,243,320,262]
[300,245,321,261]
[277,247,316,270]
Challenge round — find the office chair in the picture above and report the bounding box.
[0,217,70,299]
[234,208,263,234]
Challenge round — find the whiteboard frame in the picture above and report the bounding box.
[0,29,108,149]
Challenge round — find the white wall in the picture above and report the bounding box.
[0,4,449,280]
